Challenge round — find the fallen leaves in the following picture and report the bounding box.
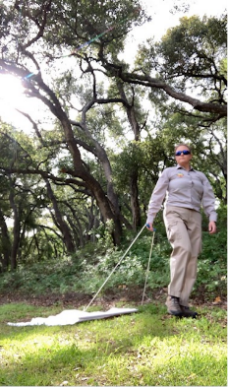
[212,296,222,305]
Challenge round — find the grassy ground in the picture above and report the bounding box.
[0,301,227,386]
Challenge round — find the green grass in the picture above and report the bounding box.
[0,302,227,386]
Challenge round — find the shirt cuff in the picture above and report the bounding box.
[146,216,154,224]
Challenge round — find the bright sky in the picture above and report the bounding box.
[0,75,46,131]
[0,0,226,133]
[123,0,227,61]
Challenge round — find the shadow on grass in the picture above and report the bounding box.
[1,331,227,386]
[0,303,227,386]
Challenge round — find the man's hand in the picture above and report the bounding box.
[208,221,216,234]
[146,223,154,232]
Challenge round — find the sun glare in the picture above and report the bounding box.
[0,74,25,106]
[0,73,41,131]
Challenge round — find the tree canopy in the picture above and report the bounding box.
[0,0,226,270]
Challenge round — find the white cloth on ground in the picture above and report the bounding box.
[7,307,138,327]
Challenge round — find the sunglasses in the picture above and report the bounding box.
[175,150,191,156]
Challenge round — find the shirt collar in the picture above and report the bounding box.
[176,164,194,171]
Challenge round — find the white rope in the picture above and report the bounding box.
[84,224,146,311]
[141,230,156,304]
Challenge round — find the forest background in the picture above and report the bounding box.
[0,0,227,305]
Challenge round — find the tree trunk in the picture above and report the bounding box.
[117,82,142,229]
[83,171,122,245]
[0,208,11,271]
[45,179,75,254]
[130,171,141,231]
[60,119,122,244]
[9,187,20,270]
[76,123,123,243]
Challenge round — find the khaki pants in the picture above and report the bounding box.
[163,206,202,306]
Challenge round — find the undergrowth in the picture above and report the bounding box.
[0,228,226,302]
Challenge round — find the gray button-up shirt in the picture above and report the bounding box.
[147,165,217,223]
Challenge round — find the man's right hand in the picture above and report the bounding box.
[146,223,154,232]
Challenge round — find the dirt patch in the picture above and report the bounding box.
[0,286,227,311]
[0,292,91,308]
[0,287,156,308]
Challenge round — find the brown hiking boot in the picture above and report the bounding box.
[180,305,198,318]
[166,295,182,316]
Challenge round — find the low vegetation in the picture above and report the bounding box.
[0,302,227,386]
[0,224,226,303]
